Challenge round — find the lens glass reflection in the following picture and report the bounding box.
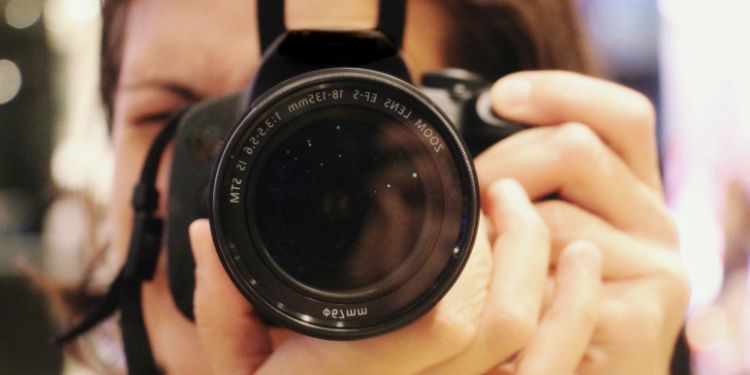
[252,105,439,294]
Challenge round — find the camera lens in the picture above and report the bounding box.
[211,68,478,339]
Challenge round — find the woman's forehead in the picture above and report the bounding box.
[117,0,387,97]
[115,0,449,101]
[119,0,259,97]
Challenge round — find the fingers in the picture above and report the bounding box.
[484,179,550,348]
[190,219,272,375]
[515,241,602,375]
[535,200,676,279]
[422,179,550,374]
[474,123,675,244]
[490,70,661,190]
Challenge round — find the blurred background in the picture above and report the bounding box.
[1,0,748,374]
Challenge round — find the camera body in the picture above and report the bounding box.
[165,28,523,339]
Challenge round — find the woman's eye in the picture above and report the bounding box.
[133,111,177,126]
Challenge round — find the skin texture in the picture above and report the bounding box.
[108,0,690,374]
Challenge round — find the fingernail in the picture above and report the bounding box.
[489,178,525,205]
[189,219,210,265]
[568,240,602,277]
[488,179,531,222]
[492,76,531,113]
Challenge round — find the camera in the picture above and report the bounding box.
[164,4,524,340]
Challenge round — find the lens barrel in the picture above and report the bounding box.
[210,68,478,339]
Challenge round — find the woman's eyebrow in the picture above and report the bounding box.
[120,79,202,102]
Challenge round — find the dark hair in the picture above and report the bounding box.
[99,0,594,120]
[101,0,129,122]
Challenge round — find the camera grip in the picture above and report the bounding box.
[166,94,245,320]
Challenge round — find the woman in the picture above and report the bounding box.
[91,0,690,373]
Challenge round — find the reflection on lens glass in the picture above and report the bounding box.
[252,105,440,295]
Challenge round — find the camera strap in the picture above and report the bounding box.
[55,111,182,374]
[257,0,406,52]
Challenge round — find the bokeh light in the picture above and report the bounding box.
[4,0,43,30]
[44,0,100,35]
[0,59,23,105]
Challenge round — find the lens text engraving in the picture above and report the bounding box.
[414,119,445,153]
[287,89,344,113]
[353,89,377,103]
[229,178,243,204]
[322,307,368,320]
[383,97,413,119]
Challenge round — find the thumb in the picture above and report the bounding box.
[190,219,272,375]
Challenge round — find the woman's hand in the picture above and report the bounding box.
[189,176,563,374]
[470,71,690,374]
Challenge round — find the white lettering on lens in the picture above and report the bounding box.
[353,89,377,103]
[229,178,242,204]
[383,98,412,119]
[243,112,280,156]
[235,160,247,171]
[413,118,445,153]
[287,90,342,113]
[264,111,281,127]
[322,306,368,320]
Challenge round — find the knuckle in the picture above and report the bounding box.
[521,211,550,242]
[554,123,606,165]
[661,213,681,248]
[573,298,600,328]
[486,302,537,350]
[534,199,571,232]
[430,307,479,354]
[599,298,628,324]
[600,293,675,345]
[600,299,660,343]
[580,304,600,328]
[635,302,666,337]
[674,271,692,309]
[657,255,692,312]
[626,92,657,132]
[502,204,550,245]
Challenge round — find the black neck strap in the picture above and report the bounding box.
[257,0,407,52]
[376,0,406,48]
[257,0,285,53]
[56,110,182,374]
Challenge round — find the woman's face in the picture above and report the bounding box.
[108,0,451,372]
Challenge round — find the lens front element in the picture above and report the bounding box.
[253,106,436,299]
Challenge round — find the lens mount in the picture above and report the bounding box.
[210,68,478,340]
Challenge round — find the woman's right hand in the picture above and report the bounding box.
[188,176,590,374]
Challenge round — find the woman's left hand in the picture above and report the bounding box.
[425,71,690,375]
[485,71,689,374]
